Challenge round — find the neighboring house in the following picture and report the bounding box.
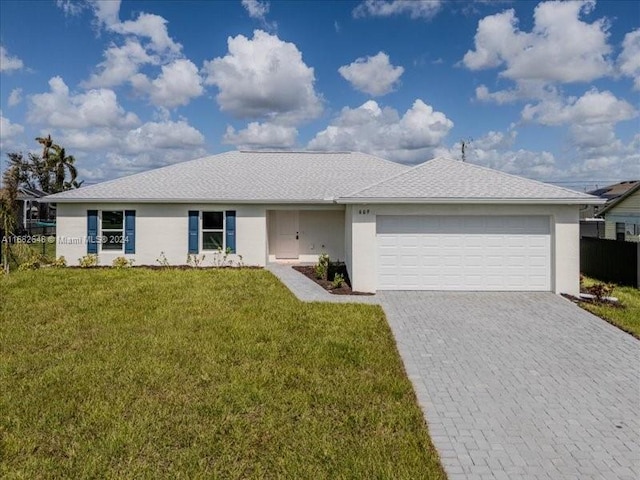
[597,182,640,242]
[43,151,603,295]
[16,186,55,234]
[579,181,639,239]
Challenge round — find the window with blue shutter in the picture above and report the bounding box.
[87,210,98,254]
[225,211,236,254]
[188,210,199,254]
[124,210,136,254]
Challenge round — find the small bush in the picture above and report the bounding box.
[210,247,243,267]
[78,254,99,268]
[13,244,43,271]
[50,256,67,268]
[585,282,615,302]
[112,256,134,269]
[156,252,170,267]
[186,254,206,267]
[315,253,330,280]
[331,272,345,289]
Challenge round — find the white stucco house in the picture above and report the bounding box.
[43,151,603,295]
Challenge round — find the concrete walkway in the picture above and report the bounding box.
[265,263,379,304]
[267,265,640,479]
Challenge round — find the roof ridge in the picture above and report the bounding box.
[341,158,429,197]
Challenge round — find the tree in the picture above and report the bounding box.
[3,136,82,194]
[48,144,81,193]
[0,163,19,273]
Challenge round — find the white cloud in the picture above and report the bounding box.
[8,88,22,107]
[110,13,182,55]
[55,0,121,27]
[308,99,453,163]
[203,30,322,124]
[130,59,203,108]
[57,119,207,181]
[0,111,24,146]
[83,39,156,88]
[521,89,637,126]
[0,45,24,72]
[242,0,269,20]
[338,51,404,96]
[353,0,442,20]
[618,28,640,90]
[90,0,121,27]
[463,1,612,84]
[28,76,140,129]
[223,121,297,149]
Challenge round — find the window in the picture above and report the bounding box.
[202,211,224,250]
[615,222,625,241]
[101,211,124,251]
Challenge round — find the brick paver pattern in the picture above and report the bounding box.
[379,291,640,480]
[267,265,640,479]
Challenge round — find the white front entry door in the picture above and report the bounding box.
[377,215,551,291]
[275,211,299,259]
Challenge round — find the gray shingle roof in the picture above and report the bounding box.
[44,151,408,203]
[44,152,602,204]
[340,157,600,203]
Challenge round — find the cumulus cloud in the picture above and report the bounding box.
[110,13,182,55]
[521,89,637,126]
[8,88,22,107]
[0,111,24,147]
[463,1,612,84]
[83,39,156,88]
[56,0,121,27]
[618,28,640,90]
[338,52,404,96]
[203,30,322,124]
[308,99,453,163]
[28,76,140,129]
[223,121,297,149]
[130,59,203,108]
[353,0,442,20]
[0,45,24,72]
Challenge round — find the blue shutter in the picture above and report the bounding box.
[225,211,236,254]
[124,210,136,254]
[87,210,98,254]
[188,210,199,254]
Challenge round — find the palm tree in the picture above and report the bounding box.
[48,144,78,193]
[36,134,53,161]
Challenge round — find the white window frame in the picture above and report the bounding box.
[201,211,226,252]
[100,210,125,253]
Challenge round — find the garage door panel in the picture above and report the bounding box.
[377,215,551,291]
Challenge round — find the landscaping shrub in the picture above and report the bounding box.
[78,254,98,268]
[112,256,134,269]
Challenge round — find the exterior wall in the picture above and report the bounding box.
[348,206,377,293]
[603,191,640,242]
[266,207,345,263]
[56,203,267,267]
[347,203,581,295]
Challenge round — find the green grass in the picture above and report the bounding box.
[0,268,446,479]
[580,276,640,339]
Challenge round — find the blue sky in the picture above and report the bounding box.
[1,0,638,191]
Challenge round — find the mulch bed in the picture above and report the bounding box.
[292,265,373,296]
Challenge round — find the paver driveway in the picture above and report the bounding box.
[379,292,640,480]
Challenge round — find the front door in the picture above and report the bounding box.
[275,211,299,259]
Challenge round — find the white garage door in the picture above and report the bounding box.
[377,215,551,291]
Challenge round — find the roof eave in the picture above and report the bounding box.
[336,197,606,205]
[40,197,338,204]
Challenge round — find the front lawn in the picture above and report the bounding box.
[0,268,445,479]
[580,276,640,339]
